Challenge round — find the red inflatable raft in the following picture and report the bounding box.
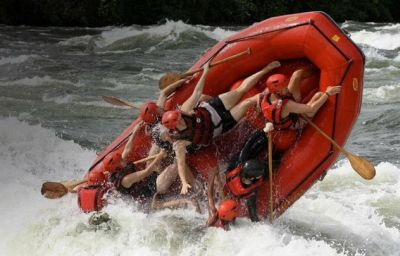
[82,11,364,218]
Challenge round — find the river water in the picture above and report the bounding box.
[0,20,399,256]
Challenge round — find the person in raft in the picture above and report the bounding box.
[101,70,209,210]
[207,167,240,230]
[222,122,274,222]
[102,128,200,211]
[104,124,166,199]
[138,73,212,197]
[107,75,194,199]
[258,69,341,152]
[161,60,281,194]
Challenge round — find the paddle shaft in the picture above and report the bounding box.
[268,131,274,223]
[303,116,348,155]
[180,48,251,78]
[303,116,375,180]
[102,96,140,109]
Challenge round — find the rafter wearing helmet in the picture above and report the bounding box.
[258,68,341,152]
[161,60,281,195]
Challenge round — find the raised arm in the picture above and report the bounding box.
[122,121,144,162]
[157,77,190,106]
[180,60,211,113]
[174,140,192,194]
[282,86,341,117]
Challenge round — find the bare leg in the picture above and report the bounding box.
[219,61,281,110]
[218,78,259,110]
[151,193,201,212]
[230,94,259,121]
[156,164,178,194]
[288,68,319,102]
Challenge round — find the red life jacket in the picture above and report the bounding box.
[260,92,295,130]
[225,166,263,199]
[169,107,213,146]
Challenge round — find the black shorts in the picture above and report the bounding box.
[110,164,157,198]
[208,96,237,133]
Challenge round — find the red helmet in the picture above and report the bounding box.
[162,110,181,130]
[217,199,239,221]
[103,152,122,173]
[266,74,289,94]
[88,171,106,185]
[140,101,160,124]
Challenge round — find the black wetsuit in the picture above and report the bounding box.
[225,130,278,222]
[110,163,157,199]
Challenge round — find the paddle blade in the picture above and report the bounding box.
[347,153,376,180]
[159,72,181,89]
[41,182,68,199]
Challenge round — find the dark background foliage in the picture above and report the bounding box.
[1,0,400,26]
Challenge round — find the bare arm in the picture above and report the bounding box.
[174,140,192,194]
[121,151,166,188]
[181,61,211,112]
[157,77,190,106]
[122,121,143,161]
[282,86,341,117]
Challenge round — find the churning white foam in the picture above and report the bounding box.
[363,83,400,104]
[0,117,96,255]
[1,117,399,256]
[60,21,236,50]
[351,29,400,50]
[284,160,400,255]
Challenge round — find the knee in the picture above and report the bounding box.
[121,176,132,188]
[156,177,169,194]
[242,97,257,109]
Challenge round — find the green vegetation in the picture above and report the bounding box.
[1,0,399,26]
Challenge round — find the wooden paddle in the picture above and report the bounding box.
[41,153,160,199]
[159,48,251,89]
[268,131,274,223]
[102,96,140,109]
[263,122,274,223]
[303,116,376,180]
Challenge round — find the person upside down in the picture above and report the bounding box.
[207,126,275,228]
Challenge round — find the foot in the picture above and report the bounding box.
[265,61,281,71]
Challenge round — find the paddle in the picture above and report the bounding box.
[159,48,252,89]
[268,131,274,223]
[303,116,376,180]
[102,96,140,109]
[41,153,160,199]
[263,123,274,223]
